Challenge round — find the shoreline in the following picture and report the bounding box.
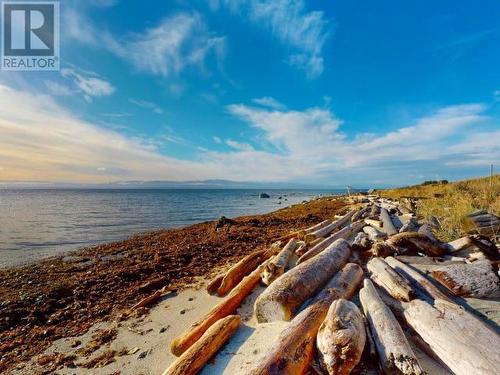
[0,196,347,373]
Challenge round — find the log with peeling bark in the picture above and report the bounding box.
[261,238,299,286]
[171,260,269,356]
[304,209,357,242]
[363,225,387,241]
[404,299,500,375]
[379,207,398,236]
[316,299,366,375]
[352,206,370,222]
[255,239,351,323]
[359,279,423,375]
[385,256,454,303]
[298,221,364,264]
[163,315,241,375]
[206,274,224,294]
[431,260,500,299]
[365,218,383,228]
[376,232,449,257]
[367,257,414,302]
[249,263,363,375]
[216,243,280,296]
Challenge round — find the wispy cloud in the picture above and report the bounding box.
[0,84,497,185]
[252,96,285,110]
[213,0,330,78]
[129,98,164,114]
[60,68,115,102]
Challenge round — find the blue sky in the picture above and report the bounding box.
[0,0,499,187]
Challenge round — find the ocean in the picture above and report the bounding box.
[0,188,339,268]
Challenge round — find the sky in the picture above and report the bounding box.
[0,0,499,188]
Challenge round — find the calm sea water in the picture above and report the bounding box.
[0,189,337,268]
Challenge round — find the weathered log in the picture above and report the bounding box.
[255,239,351,323]
[431,260,500,299]
[171,261,268,356]
[367,257,414,302]
[249,263,363,375]
[206,274,224,294]
[447,236,474,252]
[363,225,387,241]
[395,255,465,266]
[298,221,364,264]
[304,209,357,241]
[404,299,500,375]
[316,299,366,375]
[163,315,241,375]
[365,218,383,228]
[304,219,332,234]
[352,232,371,252]
[217,243,279,296]
[386,232,449,257]
[417,223,437,242]
[379,207,398,236]
[352,206,370,222]
[359,279,423,375]
[261,238,299,286]
[399,218,419,233]
[385,256,454,303]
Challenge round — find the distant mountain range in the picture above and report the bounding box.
[0,179,371,190]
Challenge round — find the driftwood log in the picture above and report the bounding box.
[305,220,332,234]
[206,274,224,294]
[163,315,241,375]
[379,207,398,236]
[304,209,357,242]
[216,243,279,296]
[249,263,363,375]
[373,232,449,258]
[316,299,366,375]
[171,260,268,356]
[261,238,299,286]
[404,299,500,375]
[363,225,387,241]
[351,206,370,222]
[367,257,414,302]
[432,260,500,299]
[359,279,423,375]
[385,256,453,303]
[255,239,351,323]
[298,221,364,264]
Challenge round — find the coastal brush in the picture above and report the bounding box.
[163,315,241,375]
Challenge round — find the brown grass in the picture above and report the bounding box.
[378,175,500,241]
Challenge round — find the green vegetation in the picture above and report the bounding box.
[378,175,500,242]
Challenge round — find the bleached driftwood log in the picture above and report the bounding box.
[367,257,414,302]
[255,239,351,323]
[404,299,500,375]
[365,218,383,228]
[418,223,437,242]
[352,206,370,222]
[379,207,398,236]
[431,260,500,299]
[399,218,419,233]
[385,256,453,303]
[171,260,268,355]
[206,274,224,294]
[304,219,332,234]
[298,221,364,264]
[363,225,387,241]
[447,236,474,252]
[352,232,371,251]
[216,243,279,296]
[305,209,357,241]
[316,299,366,375]
[395,255,465,265]
[373,232,449,258]
[359,279,423,375]
[163,315,240,375]
[249,263,363,375]
[261,238,299,286]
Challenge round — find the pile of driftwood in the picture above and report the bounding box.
[164,196,500,375]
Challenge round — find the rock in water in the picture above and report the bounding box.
[259,193,270,198]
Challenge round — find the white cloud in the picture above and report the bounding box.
[129,98,164,114]
[0,84,497,185]
[61,68,115,102]
[226,139,254,151]
[44,81,75,96]
[214,0,330,78]
[252,96,285,110]
[213,136,222,144]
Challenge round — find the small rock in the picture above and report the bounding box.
[259,193,270,198]
[180,309,186,315]
[138,350,149,359]
[159,326,169,333]
[69,340,81,348]
[188,297,194,301]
